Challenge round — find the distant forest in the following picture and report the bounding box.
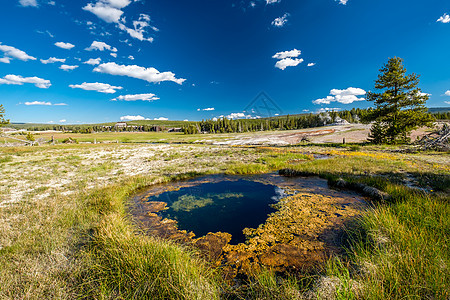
[13,108,450,134]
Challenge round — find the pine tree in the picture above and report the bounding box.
[0,104,9,127]
[366,57,434,144]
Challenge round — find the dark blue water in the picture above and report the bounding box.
[148,178,280,244]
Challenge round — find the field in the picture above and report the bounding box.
[0,127,448,299]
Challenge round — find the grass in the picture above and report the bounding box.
[0,141,448,299]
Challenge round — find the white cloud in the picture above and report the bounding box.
[266,0,281,4]
[313,87,366,105]
[83,1,125,23]
[41,57,66,64]
[275,58,303,70]
[84,58,101,65]
[23,101,67,106]
[307,63,315,67]
[272,13,289,27]
[69,82,123,94]
[154,117,168,121]
[59,64,79,71]
[445,90,450,96]
[337,0,348,5]
[24,101,52,106]
[272,49,301,60]
[112,93,159,101]
[445,101,450,105]
[83,1,154,42]
[55,42,75,49]
[110,53,117,58]
[128,55,134,60]
[0,43,36,63]
[437,13,450,23]
[0,74,51,88]
[197,107,215,111]
[19,0,38,7]
[120,115,145,121]
[94,62,186,85]
[117,14,154,42]
[85,41,117,52]
[59,119,67,123]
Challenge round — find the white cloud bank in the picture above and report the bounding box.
[55,42,75,49]
[41,57,66,64]
[273,49,304,70]
[120,115,145,121]
[437,13,450,23]
[19,0,38,7]
[24,101,67,106]
[0,43,36,63]
[60,64,79,71]
[112,93,159,101]
[272,49,301,60]
[0,74,51,88]
[69,82,122,93]
[84,58,101,65]
[85,41,117,52]
[94,62,186,85]
[313,87,366,105]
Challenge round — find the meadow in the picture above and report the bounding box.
[0,132,448,299]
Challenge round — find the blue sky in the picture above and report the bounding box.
[1,0,449,124]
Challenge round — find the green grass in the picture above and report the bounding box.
[0,142,448,299]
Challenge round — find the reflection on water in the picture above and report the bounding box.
[148,178,280,244]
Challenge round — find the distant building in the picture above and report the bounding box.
[114,122,127,128]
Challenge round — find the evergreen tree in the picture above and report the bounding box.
[366,57,434,144]
[0,104,10,127]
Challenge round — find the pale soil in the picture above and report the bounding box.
[212,124,433,145]
[0,144,260,208]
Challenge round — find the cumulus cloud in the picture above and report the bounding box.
[437,13,450,23]
[120,115,145,121]
[55,42,75,49]
[266,0,281,4]
[84,58,101,65]
[154,117,168,120]
[0,43,36,63]
[83,1,155,42]
[0,74,51,88]
[313,87,366,105]
[41,57,66,64]
[307,63,316,67]
[272,13,289,27]
[94,62,186,85]
[117,14,154,42]
[337,0,348,5]
[112,93,159,101]
[128,55,134,60]
[24,101,52,106]
[275,58,303,70]
[69,82,123,93]
[197,107,215,111]
[85,41,117,52]
[19,0,38,7]
[23,101,67,106]
[59,64,79,71]
[272,49,301,60]
[110,53,117,58]
[59,119,66,123]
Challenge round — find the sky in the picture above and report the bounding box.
[0,0,450,124]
